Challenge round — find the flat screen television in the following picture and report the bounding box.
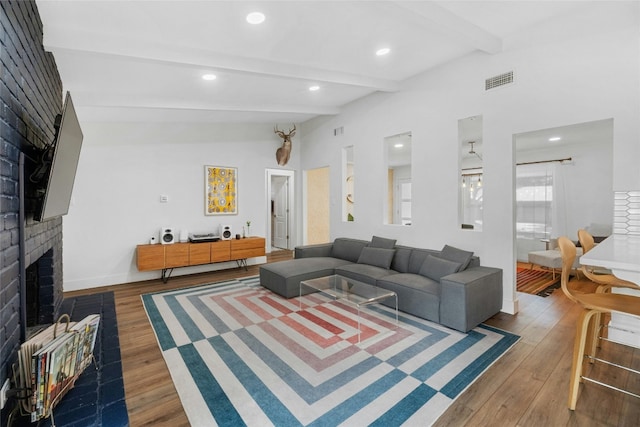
[34,92,83,222]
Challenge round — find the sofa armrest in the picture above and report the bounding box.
[439,266,503,332]
[295,243,333,259]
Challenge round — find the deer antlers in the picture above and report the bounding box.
[274,124,296,166]
[274,124,296,139]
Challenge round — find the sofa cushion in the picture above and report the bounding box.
[259,257,352,298]
[357,247,395,269]
[390,246,412,273]
[439,245,474,271]
[419,255,462,281]
[467,256,481,269]
[335,264,392,286]
[295,243,332,258]
[408,248,440,274]
[331,238,369,263]
[369,235,397,249]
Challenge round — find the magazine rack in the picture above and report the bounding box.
[10,313,100,427]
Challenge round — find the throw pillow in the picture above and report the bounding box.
[331,238,368,263]
[390,246,412,273]
[369,235,397,249]
[419,255,462,281]
[439,244,473,271]
[357,247,395,269]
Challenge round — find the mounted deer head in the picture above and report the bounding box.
[274,124,296,166]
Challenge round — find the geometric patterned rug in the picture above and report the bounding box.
[142,276,519,426]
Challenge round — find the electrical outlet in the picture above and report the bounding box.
[0,378,9,410]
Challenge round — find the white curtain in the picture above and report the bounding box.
[515,161,570,240]
[515,163,552,240]
[550,162,568,238]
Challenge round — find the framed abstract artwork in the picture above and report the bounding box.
[204,166,237,215]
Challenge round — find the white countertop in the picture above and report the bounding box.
[580,234,640,285]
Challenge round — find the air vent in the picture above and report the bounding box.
[485,71,514,90]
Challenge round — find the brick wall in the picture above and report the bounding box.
[0,0,64,399]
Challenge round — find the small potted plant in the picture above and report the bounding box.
[246,221,251,237]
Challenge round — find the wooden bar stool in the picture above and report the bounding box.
[558,236,640,410]
[577,229,640,355]
[577,229,638,290]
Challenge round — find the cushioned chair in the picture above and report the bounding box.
[528,238,582,279]
[557,236,640,410]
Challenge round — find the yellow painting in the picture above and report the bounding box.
[205,166,237,215]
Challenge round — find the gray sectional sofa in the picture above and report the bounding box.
[259,236,503,332]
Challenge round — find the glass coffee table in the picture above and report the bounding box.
[299,275,398,343]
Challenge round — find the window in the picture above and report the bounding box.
[516,163,553,240]
[460,171,483,230]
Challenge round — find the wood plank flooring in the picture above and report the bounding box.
[65,254,640,426]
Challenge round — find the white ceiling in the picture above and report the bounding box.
[460,115,613,161]
[35,1,596,124]
[515,118,613,153]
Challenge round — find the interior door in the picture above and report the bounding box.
[272,177,289,249]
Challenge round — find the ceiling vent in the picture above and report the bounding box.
[333,126,344,136]
[485,71,514,90]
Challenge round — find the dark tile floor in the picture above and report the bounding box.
[12,292,128,427]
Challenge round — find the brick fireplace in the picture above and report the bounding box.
[0,0,65,414]
[24,244,64,328]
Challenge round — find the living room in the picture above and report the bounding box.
[1,1,639,426]
[41,2,640,308]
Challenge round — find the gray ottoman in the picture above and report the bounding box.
[259,257,352,298]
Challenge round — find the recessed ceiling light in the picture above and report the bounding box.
[548,136,561,142]
[309,85,320,91]
[376,47,391,56]
[394,143,404,148]
[246,12,265,24]
[202,74,217,81]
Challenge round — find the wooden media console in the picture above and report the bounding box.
[136,236,266,282]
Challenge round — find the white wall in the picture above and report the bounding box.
[298,11,640,314]
[63,123,299,290]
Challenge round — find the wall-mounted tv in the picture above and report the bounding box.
[34,92,83,222]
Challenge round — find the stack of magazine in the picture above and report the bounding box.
[17,314,100,422]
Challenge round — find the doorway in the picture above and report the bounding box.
[266,169,295,252]
[304,166,330,244]
[513,119,613,260]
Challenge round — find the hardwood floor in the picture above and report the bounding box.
[66,253,640,426]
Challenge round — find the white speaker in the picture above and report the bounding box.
[160,227,175,244]
[220,225,232,240]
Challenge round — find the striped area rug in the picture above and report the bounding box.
[142,276,519,426]
[516,268,561,297]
